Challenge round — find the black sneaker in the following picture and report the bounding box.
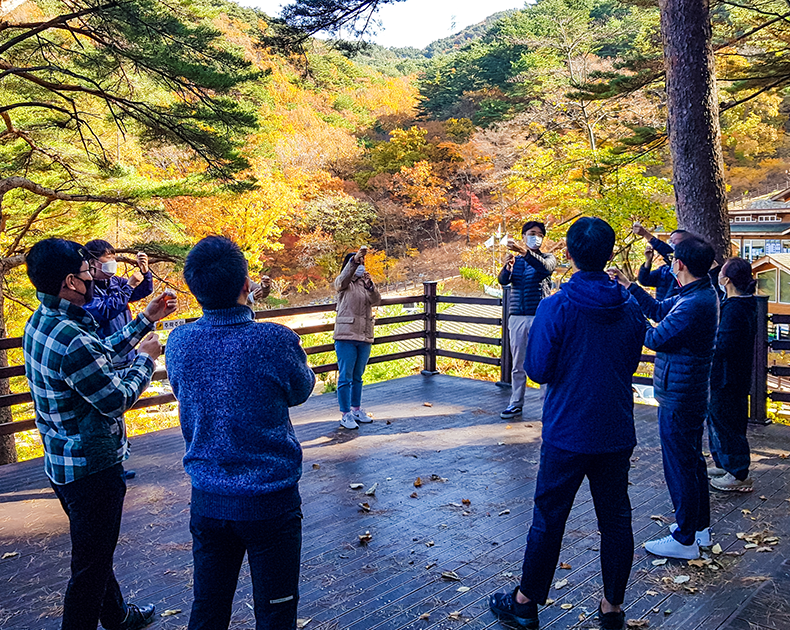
[489,587,539,628]
[597,603,625,630]
[117,603,155,630]
[500,405,523,419]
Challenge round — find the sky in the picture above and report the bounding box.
[240,0,528,49]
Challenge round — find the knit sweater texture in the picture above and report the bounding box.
[165,306,316,520]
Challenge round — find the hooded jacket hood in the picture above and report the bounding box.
[559,270,633,323]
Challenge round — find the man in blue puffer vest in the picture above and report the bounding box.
[498,221,557,419]
[489,218,645,630]
[613,235,719,560]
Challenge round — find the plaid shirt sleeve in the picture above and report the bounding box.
[103,312,154,365]
[61,334,154,418]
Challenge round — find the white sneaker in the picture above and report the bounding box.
[644,534,699,560]
[340,412,359,430]
[669,523,712,547]
[707,466,726,478]
[353,408,372,423]
[710,472,754,493]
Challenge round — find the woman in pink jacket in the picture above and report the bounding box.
[334,247,382,429]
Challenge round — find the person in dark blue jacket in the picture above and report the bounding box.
[166,237,315,630]
[498,221,557,419]
[84,240,154,368]
[708,257,758,493]
[490,218,645,630]
[633,226,689,301]
[614,235,719,560]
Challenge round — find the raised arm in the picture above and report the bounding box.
[628,283,678,323]
[129,271,154,303]
[523,250,557,276]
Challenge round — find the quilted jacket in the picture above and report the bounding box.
[629,276,720,409]
[498,250,557,316]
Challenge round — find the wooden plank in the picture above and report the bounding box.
[254,303,338,319]
[375,314,426,326]
[769,390,790,403]
[0,365,26,379]
[130,393,176,410]
[436,296,502,306]
[379,295,426,306]
[435,332,501,346]
[0,337,23,350]
[770,340,790,351]
[435,313,502,326]
[435,349,500,366]
[0,418,36,435]
[769,366,790,377]
[633,375,654,386]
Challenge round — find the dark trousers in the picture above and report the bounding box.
[188,508,303,630]
[51,464,128,630]
[708,390,751,480]
[519,443,634,607]
[658,404,710,545]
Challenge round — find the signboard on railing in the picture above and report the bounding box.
[155,319,187,331]
[484,284,503,299]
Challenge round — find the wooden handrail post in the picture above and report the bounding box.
[750,294,770,424]
[497,285,512,388]
[421,281,439,375]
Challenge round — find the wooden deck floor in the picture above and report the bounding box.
[2,374,790,630]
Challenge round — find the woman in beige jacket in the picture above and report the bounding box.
[334,247,382,429]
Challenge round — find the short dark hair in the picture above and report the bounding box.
[341,253,356,271]
[674,235,715,278]
[26,239,86,296]
[521,221,546,236]
[669,229,689,238]
[721,257,757,294]
[566,217,615,271]
[84,239,115,258]
[183,236,248,310]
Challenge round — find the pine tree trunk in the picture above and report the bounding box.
[0,270,17,465]
[660,0,730,261]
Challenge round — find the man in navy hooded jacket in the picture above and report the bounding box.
[614,235,719,561]
[489,218,645,630]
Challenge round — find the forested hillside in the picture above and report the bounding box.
[3,0,790,339]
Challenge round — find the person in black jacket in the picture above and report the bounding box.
[708,258,758,492]
[633,225,688,301]
[498,221,557,419]
[612,236,719,560]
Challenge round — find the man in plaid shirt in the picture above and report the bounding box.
[23,239,176,630]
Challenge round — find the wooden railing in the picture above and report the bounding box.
[0,285,780,437]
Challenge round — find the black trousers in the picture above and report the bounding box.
[708,389,751,480]
[188,507,303,630]
[519,443,634,606]
[51,464,128,630]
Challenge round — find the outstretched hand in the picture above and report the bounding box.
[138,332,162,361]
[607,267,631,289]
[143,293,178,323]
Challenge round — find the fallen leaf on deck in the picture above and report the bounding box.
[448,502,463,508]
[560,562,572,570]
[736,532,746,539]
[426,541,435,547]
[554,579,568,589]
[410,492,418,498]
[350,483,364,490]
[462,498,471,505]
[756,546,772,552]
[365,483,378,496]
[498,509,511,516]
[725,551,742,556]
[358,531,373,544]
[652,608,659,613]
[441,571,461,581]
[742,509,752,515]
[742,576,771,583]
[673,575,690,584]
[650,515,667,523]
[423,402,433,407]
[431,474,448,482]
[560,603,573,610]
[506,424,512,429]
[448,611,462,620]
[358,503,371,512]
[711,543,722,555]
[760,495,767,500]
[297,620,312,629]
[664,610,672,615]
[645,590,659,596]
[418,613,430,621]
[457,586,470,593]
[744,543,758,549]
[545,598,555,605]
[502,572,514,578]
[414,477,423,487]
[780,453,788,459]
[426,562,437,570]
[626,620,649,628]
[651,559,667,566]
[160,610,181,617]
[765,536,780,543]
[579,613,586,621]
[2,552,19,560]
[312,463,320,470]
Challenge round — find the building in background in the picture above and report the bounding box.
[729,188,790,261]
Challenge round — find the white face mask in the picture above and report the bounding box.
[355,265,365,277]
[100,260,117,276]
[525,234,543,249]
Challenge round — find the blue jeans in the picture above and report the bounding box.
[51,464,128,630]
[658,404,710,545]
[519,443,634,607]
[708,390,751,480]
[335,340,372,413]
[188,508,303,630]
